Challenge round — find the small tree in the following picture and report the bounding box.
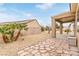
[77,29,79,32]
[0,23,27,43]
[45,26,51,34]
[56,23,60,29]
[41,26,45,32]
[45,26,49,31]
[64,29,71,34]
[77,26,79,32]
[13,23,27,41]
[0,24,14,43]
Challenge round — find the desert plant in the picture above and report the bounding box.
[45,26,49,31]
[77,29,79,32]
[41,26,45,32]
[45,26,51,34]
[77,26,79,32]
[56,23,60,29]
[0,23,27,43]
[0,24,13,43]
[13,23,27,41]
[64,29,71,34]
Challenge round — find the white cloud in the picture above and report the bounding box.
[0,7,35,23]
[22,13,36,19]
[14,9,35,19]
[35,3,55,10]
[0,3,5,6]
[10,8,33,17]
[21,12,33,18]
[26,13,32,17]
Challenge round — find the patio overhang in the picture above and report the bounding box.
[51,3,79,38]
[52,12,79,23]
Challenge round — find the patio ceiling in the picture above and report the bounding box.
[52,3,79,23]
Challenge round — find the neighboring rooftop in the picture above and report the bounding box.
[0,19,37,25]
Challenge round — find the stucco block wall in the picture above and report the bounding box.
[26,20,41,34]
[21,20,41,35]
[26,27,41,34]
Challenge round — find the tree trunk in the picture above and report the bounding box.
[14,30,21,41]
[10,30,14,41]
[2,34,8,43]
[67,32,68,35]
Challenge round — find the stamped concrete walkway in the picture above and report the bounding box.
[18,39,79,56]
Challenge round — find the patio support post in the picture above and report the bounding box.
[73,21,75,36]
[73,21,77,37]
[74,18,77,37]
[60,22,63,34]
[74,4,78,37]
[51,17,56,38]
[75,4,79,48]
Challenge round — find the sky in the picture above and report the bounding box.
[0,3,69,26]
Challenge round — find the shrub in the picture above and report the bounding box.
[0,23,27,43]
[77,29,79,32]
[41,26,45,32]
[64,29,71,34]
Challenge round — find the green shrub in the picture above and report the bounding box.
[0,23,27,43]
[64,29,71,34]
[77,29,79,32]
[41,26,45,32]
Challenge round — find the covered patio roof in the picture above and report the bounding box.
[51,3,79,48]
[52,3,79,23]
[51,3,79,38]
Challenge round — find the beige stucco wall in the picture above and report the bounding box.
[21,20,41,35]
[27,20,41,28]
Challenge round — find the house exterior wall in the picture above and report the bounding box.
[21,20,41,35]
